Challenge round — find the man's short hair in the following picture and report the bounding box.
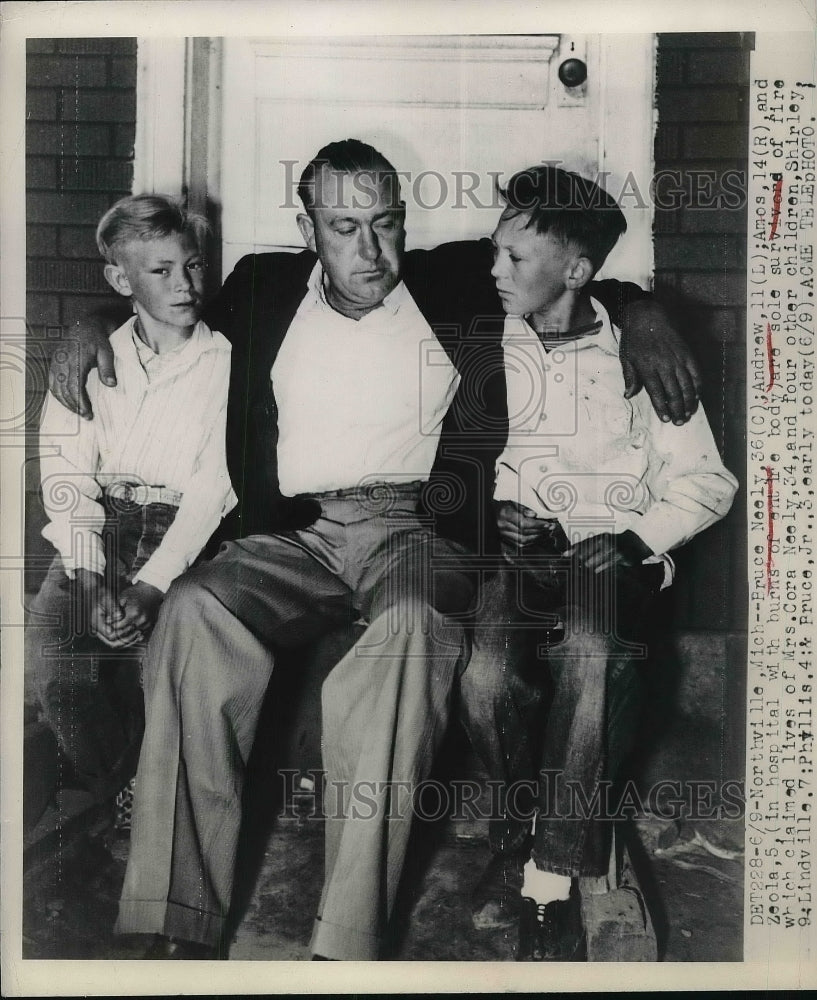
[297,138,401,212]
[499,165,627,270]
[96,194,209,264]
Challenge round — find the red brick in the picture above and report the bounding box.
[663,159,747,177]
[26,122,111,157]
[707,308,743,343]
[109,56,137,88]
[26,157,57,189]
[652,273,680,297]
[57,39,136,56]
[682,124,748,158]
[27,39,56,54]
[60,292,121,327]
[26,89,58,121]
[60,158,133,192]
[658,32,750,49]
[58,226,100,259]
[654,124,679,160]
[678,271,746,307]
[657,88,742,123]
[27,225,58,257]
[28,259,108,294]
[112,123,136,158]
[26,293,60,326]
[679,205,748,234]
[61,90,135,123]
[688,49,750,85]
[27,191,112,225]
[27,54,106,88]
[651,166,747,213]
[657,49,685,85]
[654,234,743,270]
[653,207,677,234]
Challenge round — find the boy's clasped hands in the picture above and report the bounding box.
[495,500,653,572]
[76,569,164,647]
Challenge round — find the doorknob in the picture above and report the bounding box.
[558,57,587,89]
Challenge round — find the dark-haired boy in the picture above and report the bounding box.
[460,166,738,960]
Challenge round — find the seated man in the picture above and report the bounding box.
[459,165,738,960]
[48,139,701,960]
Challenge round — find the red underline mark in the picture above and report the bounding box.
[764,464,775,594]
[766,322,775,393]
[769,177,783,240]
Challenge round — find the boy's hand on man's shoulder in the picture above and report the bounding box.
[119,581,164,632]
[567,530,653,574]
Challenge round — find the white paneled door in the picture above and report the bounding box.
[136,34,656,285]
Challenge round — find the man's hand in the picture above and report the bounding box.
[119,581,164,635]
[496,500,564,550]
[48,315,119,419]
[620,299,702,426]
[567,530,653,574]
[76,569,143,648]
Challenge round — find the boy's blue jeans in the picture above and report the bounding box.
[459,543,663,877]
[27,497,177,801]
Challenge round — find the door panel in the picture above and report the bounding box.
[215,34,655,283]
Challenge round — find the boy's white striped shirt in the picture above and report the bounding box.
[40,318,236,592]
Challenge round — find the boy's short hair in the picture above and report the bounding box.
[96,194,209,264]
[499,165,627,271]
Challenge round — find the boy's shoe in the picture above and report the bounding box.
[516,882,586,961]
[470,850,526,930]
[142,934,223,960]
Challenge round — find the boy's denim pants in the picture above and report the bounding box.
[27,496,178,801]
[459,539,663,877]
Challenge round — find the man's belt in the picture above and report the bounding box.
[105,482,183,507]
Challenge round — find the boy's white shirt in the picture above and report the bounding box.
[494,297,738,584]
[39,317,237,593]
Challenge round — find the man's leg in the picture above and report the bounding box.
[310,499,474,960]
[115,535,354,950]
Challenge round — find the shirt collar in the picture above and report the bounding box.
[505,296,620,356]
[306,261,406,317]
[112,317,215,366]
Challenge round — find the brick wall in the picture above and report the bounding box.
[25,38,137,589]
[653,32,751,632]
[26,38,137,335]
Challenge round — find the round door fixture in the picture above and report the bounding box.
[558,58,587,88]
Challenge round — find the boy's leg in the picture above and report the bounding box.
[310,500,474,960]
[531,563,662,878]
[458,568,546,856]
[457,567,548,928]
[27,557,143,802]
[115,534,355,950]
